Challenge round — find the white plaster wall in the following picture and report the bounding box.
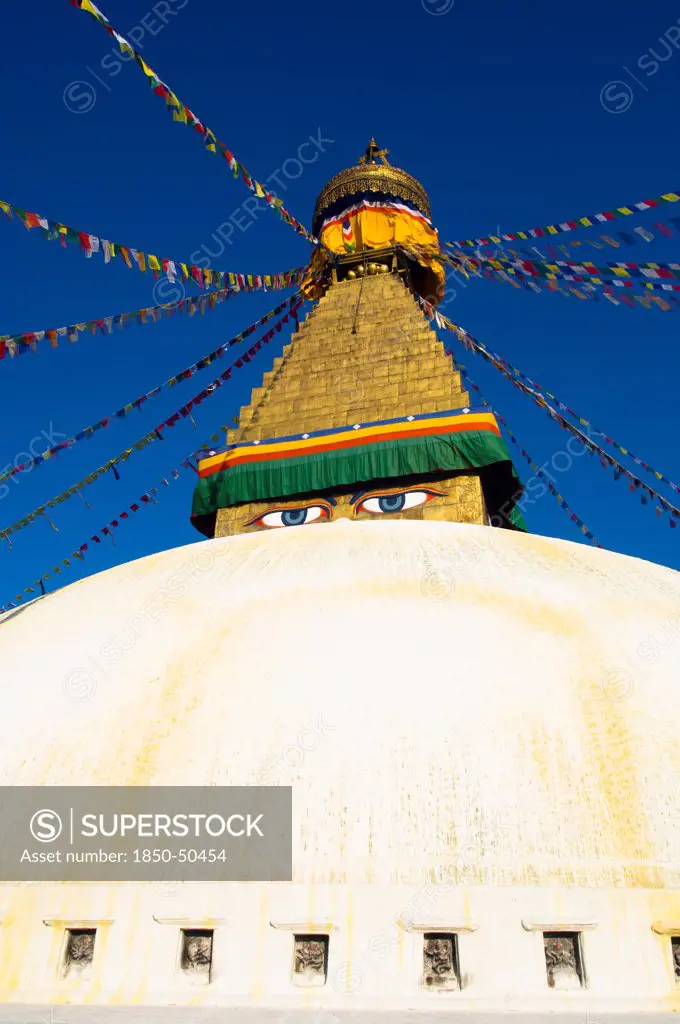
[1,883,680,1011]
[0,521,679,1010]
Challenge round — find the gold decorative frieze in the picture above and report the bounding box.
[313,162,431,230]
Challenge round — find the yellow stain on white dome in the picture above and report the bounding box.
[0,520,680,1012]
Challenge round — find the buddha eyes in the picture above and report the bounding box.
[247,505,330,529]
[245,489,444,529]
[356,489,442,515]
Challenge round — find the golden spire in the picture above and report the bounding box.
[359,138,391,166]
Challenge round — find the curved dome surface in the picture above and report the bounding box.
[2,521,680,1015]
[1,520,679,889]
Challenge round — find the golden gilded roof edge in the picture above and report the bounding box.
[313,162,432,230]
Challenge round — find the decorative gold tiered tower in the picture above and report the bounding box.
[192,144,525,538]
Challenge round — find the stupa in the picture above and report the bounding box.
[1,144,680,1020]
[191,139,525,542]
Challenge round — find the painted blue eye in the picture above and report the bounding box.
[256,505,328,529]
[282,508,309,526]
[358,491,437,515]
[378,493,406,513]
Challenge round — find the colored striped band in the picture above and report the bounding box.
[198,409,500,479]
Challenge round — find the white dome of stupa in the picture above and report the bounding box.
[1,520,680,1016]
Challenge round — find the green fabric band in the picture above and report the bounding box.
[192,430,527,531]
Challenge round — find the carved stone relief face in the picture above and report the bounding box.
[181,931,213,974]
[423,934,457,988]
[544,934,581,989]
[294,937,327,975]
[63,929,96,977]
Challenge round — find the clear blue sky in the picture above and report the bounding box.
[1,0,679,605]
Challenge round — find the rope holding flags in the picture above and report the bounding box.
[1,438,203,614]
[453,359,603,547]
[459,251,680,290]
[0,296,301,487]
[409,270,680,491]
[443,314,680,498]
[470,257,678,312]
[0,298,303,543]
[69,0,318,245]
[400,241,680,311]
[460,252,680,309]
[0,291,314,613]
[416,295,680,532]
[0,198,300,291]
[446,189,680,250]
[0,272,305,361]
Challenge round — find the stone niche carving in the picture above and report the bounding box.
[181,930,214,982]
[543,932,583,989]
[423,933,459,990]
[672,937,680,981]
[63,928,96,979]
[293,935,329,986]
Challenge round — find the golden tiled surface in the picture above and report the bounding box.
[213,270,486,537]
[215,474,486,537]
[227,272,471,443]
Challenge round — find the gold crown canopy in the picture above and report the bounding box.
[312,139,432,234]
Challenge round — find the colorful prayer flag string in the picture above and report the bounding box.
[69,0,318,246]
[0,197,300,291]
[446,190,680,250]
[495,264,675,311]
[445,314,680,498]
[469,258,678,311]
[0,298,303,543]
[416,296,680,531]
[460,251,680,304]
[1,440,207,614]
[453,360,603,547]
[461,251,680,286]
[402,241,680,310]
[0,272,304,361]
[471,220,680,257]
[0,295,300,488]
